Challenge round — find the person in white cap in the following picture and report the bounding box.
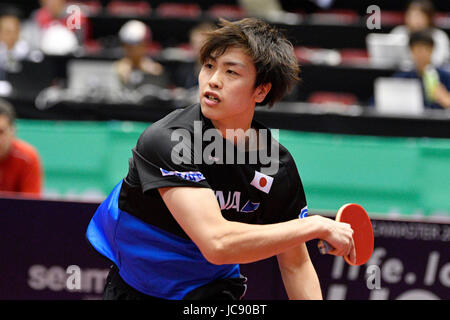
[115,20,169,90]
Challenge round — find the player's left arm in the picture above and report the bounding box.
[276,152,322,299]
[277,243,323,300]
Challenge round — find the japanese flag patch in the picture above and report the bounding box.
[250,171,274,194]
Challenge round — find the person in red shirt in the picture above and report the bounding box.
[0,99,42,196]
[22,0,91,53]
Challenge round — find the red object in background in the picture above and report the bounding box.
[106,1,151,16]
[207,4,246,20]
[339,49,369,65]
[34,5,92,42]
[435,12,450,28]
[309,9,360,25]
[0,139,42,196]
[294,46,318,64]
[155,3,201,18]
[83,39,101,54]
[147,41,162,56]
[378,10,404,26]
[308,91,358,106]
[67,0,102,16]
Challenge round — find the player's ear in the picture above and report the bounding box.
[254,82,272,103]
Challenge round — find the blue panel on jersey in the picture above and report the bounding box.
[240,200,260,213]
[86,180,240,299]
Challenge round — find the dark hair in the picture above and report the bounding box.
[0,98,16,125]
[199,18,300,107]
[0,5,23,20]
[409,29,435,47]
[407,0,435,27]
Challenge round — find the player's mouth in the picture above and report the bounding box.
[203,91,221,106]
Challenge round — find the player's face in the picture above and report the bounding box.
[410,43,433,73]
[198,47,270,128]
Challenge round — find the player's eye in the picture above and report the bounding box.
[227,70,238,75]
[204,63,213,69]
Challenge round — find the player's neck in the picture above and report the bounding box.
[210,110,255,146]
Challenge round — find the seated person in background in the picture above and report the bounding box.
[238,0,284,21]
[22,0,90,54]
[393,30,450,109]
[115,20,169,90]
[0,7,30,73]
[0,99,43,197]
[391,0,449,67]
[173,22,216,90]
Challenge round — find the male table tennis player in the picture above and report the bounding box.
[86,18,355,300]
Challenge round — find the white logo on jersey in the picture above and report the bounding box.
[299,206,308,219]
[216,190,241,211]
[250,171,274,194]
[160,168,205,182]
[215,190,260,213]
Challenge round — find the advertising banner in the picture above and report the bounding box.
[0,197,448,300]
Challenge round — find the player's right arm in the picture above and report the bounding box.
[158,186,355,265]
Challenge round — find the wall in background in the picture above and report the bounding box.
[16,119,450,217]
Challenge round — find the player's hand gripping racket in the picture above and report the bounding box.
[317,203,374,266]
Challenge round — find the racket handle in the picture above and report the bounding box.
[317,240,333,255]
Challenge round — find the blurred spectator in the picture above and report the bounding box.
[309,0,335,9]
[114,20,169,90]
[238,0,284,20]
[390,0,450,67]
[237,0,302,23]
[0,98,43,196]
[22,0,90,55]
[174,22,215,90]
[0,8,30,73]
[393,30,450,109]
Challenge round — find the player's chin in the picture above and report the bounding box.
[200,101,223,120]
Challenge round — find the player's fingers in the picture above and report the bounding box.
[329,246,346,257]
[334,233,354,257]
[345,228,354,256]
[328,248,339,256]
[348,237,356,264]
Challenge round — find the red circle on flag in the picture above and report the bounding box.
[259,177,267,187]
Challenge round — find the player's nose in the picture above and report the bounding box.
[208,70,223,89]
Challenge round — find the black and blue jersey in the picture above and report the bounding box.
[86,103,307,299]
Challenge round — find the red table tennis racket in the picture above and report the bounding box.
[317,203,374,266]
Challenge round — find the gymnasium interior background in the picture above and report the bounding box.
[0,0,449,300]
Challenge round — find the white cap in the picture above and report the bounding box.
[40,24,79,55]
[118,20,150,44]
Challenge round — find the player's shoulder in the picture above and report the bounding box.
[263,132,301,192]
[275,143,300,188]
[252,119,298,174]
[10,139,41,163]
[278,142,297,170]
[142,103,199,135]
[136,103,200,156]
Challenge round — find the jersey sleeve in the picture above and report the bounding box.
[131,125,211,193]
[278,155,308,222]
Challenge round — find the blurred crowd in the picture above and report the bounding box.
[389,0,450,109]
[0,0,449,110]
[0,0,450,197]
